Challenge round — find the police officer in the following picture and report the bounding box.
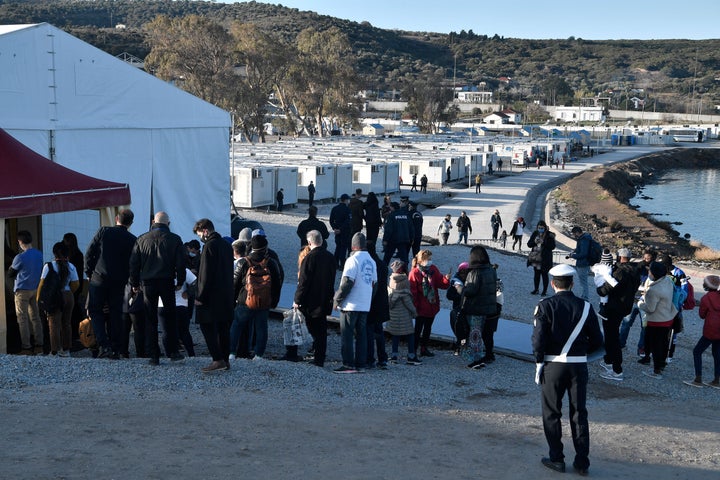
[409,202,424,258]
[382,196,414,266]
[531,264,603,476]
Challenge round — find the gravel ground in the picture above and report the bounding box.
[2,153,719,478]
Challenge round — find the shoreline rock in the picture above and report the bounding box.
[555,147,720,267]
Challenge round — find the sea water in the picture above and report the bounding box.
[632,168,720,251]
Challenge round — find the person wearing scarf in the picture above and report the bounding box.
[408,249,450,357]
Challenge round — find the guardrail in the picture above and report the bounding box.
[467,237,573,264]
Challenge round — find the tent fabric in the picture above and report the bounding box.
[0,128,131,218]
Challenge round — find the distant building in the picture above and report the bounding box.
[457,91,493,103]
[362,123,385,136]
[483,109,521,125]
[550,106,605,123]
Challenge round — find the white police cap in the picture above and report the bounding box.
[549,264,576,277]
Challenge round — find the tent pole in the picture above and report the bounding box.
[1,219,7,354]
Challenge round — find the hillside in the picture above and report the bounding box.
[1,0,718,109]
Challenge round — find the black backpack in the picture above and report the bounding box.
[38,262,64,313]
[588,239,603,265]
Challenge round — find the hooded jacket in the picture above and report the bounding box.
[387,273,416,336]
[408,264,450,317]
[637,275,677,327]
[699,290,720,340]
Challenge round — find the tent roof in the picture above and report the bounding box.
[0,128,130,218]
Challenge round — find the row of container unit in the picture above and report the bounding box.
[231,161,401,209]
[494,141,569,165]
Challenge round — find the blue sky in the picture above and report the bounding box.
[219,0,718,40]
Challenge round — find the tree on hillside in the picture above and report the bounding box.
[403,72,458,133]
[542,75,575,106]
[230,23,292,143]
[277,27,358,137]
[144,15,235,109]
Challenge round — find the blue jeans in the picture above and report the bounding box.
[575,265,590,300]
[693,336,720,379]
[340,310,367,368]
[391,334,415,358]
[458,231,468,244]
[619,306,645,352]
[231,305,269,357]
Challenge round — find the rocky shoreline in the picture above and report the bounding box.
[555,147,720,266]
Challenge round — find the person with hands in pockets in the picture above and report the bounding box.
[531,264,603,476]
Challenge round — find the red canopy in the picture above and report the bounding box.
[0,128,131,218]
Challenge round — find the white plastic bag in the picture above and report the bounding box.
[283,308,312,346]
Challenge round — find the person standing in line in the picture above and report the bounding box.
[437,214,453,246]
[461,246,498,369]
[410,173,418,192]
[382,197,414,266]
[307,181,316,208]
[363,192,382,245]
[596,248,641,382]
[475,173,482,194]
[567,226,593,301]
[366,242,389,369]
[333,232,377,373]
[8,230,44,355]
[129,211,186,366]
[36,242,79,356]
[409,202,424,258]
[349,188,365,236]
[637,262,677,379]
[684,275,720,388]
[193,218,235,372]
[527,220,556,296]
[293,230,337,368]
[531,264,603,476]
[456,211,472,245]
[510,216,526,252]
[446,166,451,183]
[329,193,352,270]
[420,174,428,194]
[62,232,85,349]
[619,248,656,355]
[490,209,503,242]
[85,209,136,359]
[409,249,451,357]
[276,188,284,212]
[296,206,329,248]
[386,260,422,365]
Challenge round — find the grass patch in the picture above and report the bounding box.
[690,241,720,262]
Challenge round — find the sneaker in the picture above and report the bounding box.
[228,353,236,361]
[642,370,662,379]
[479,355,495,364]
[541,457,566,473]
[637,349,645,358]
[638,356,651,365]
[599,363,614,373]
[389,355,398,364]
[406,357,423,366]
[683,379,704,388]
[468,360,486,369]
[333,366,358,374]
[57,350,70,357]
[705,380,720,389]
[599,371,624,381]
[666,357,673,364]
[420,348,435,357]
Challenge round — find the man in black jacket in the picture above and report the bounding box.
[293,230,337,367]
[329,194,352,269]
[86,208,136,359]
[532,264,603,476]
[129,211,186,365]
[296,206,329,247]
[382,197,414,265]
[596,248,641,381]
[193,218,235,373]
[349,188,365,236]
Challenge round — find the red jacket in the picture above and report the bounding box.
[699,291,720,340]
[409,264,450,317]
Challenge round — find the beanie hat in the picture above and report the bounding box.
[458,261,469,272]
[617,248,632,259]
[351,232,366,250]
[250,235,268,251]
[649,261,666,280]
[390,260,406,274]
[703,275,720,291]
[600,249,613,266]
[389,273,410,291]
[238,227,253,242]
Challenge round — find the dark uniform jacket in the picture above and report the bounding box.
[129,223,185,287]
[296,217,330,246]
[294,246,337,318]
[85,225,136,285]
[531,291,603,363]
[329,202,352,238]
[349,197,365,234]
[383,206,414,244]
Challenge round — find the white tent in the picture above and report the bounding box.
[0,23,232,245]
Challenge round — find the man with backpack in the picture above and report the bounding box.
[660,254,690,362]
[232,232,283,360]
[567,226,599,301]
